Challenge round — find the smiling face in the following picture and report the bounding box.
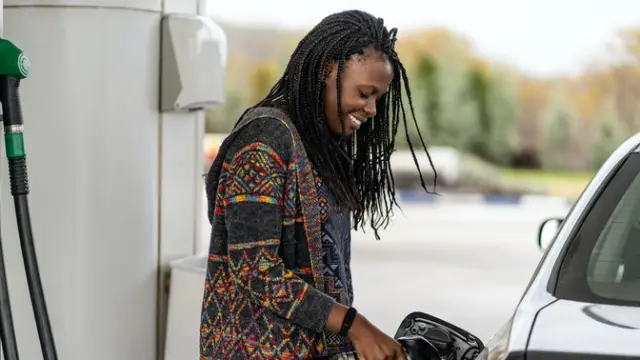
[323,46,394,136]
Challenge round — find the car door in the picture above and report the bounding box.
[526,150,640,358]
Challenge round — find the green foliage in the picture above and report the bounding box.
[435,52,480,151]
[590,98,627,170]
[459,66,520,166]
[416,56,441,138]
[484,67,521,165]
[413,53,520,167]
[540,86,577,171]
[464,68,492,160]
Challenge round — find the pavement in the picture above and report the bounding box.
[349,200,570,341]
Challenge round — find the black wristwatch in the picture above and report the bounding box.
[339,307,358,337]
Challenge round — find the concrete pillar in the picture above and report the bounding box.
[2,0,207,358]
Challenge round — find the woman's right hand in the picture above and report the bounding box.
[348,314,407,360]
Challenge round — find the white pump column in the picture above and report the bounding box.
[1,0,219,359]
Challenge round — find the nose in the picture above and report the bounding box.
[364,99,376,118]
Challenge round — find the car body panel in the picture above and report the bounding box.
[483,133,640,359]
[529,299,640,357]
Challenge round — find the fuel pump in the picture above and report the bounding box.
[0,38,58,360]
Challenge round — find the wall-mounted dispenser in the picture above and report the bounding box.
[160,14,227,112]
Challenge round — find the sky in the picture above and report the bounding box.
[207,0,640,77]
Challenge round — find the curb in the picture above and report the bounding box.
[398,190,575,207]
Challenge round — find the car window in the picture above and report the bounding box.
[555,151,640,306]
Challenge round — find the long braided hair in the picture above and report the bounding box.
[247,10,438,237]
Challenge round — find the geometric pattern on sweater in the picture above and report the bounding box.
[201,142,327,359]
[201,255,324,359]
[201,109,341,359]
[315,173,354,355]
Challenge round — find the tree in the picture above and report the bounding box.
[416,55,441,139]
[613,28,640,65]
[248,60,277,106]
[539,86,577,171]
[485,67,521,165]
[433,48,479,151]
[590,98,627,170]
[403,33,477,152]
[464,68,492,160]
[462,65,520,166]
[396,27,475,70]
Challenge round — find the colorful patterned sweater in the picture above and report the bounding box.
[200,107,354,359]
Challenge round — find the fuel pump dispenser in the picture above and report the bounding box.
[0,10,227,360]
[0,38,58,360]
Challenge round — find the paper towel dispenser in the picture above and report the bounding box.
[160,14,227,112]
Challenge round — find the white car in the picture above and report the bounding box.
[395,134,640,360]
[478,133,640,359]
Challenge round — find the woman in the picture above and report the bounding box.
[200,9,437,360]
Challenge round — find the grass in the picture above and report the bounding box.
[500,169,594,199]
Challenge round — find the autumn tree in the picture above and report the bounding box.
[248,60,277,106]
[396,27,475,70]
[601,29,640,130]
[613,28,640,64]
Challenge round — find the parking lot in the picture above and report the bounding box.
[349,201,569,340]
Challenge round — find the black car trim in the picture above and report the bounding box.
[553,152,640,307]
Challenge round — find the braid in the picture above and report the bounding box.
[250,10,438,238]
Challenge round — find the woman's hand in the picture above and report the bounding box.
[325,304,406,360]
[348,314,407,360]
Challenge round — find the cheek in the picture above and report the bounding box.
[323,82,342,129]
[324,82,337,113]
[324,84,336,108]
[342,93,366,112]
[325,76,358,114]
[333,85,367,115]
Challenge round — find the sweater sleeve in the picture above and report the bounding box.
[222,120,336,333]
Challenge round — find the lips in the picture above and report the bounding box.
[348,114,362,131]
